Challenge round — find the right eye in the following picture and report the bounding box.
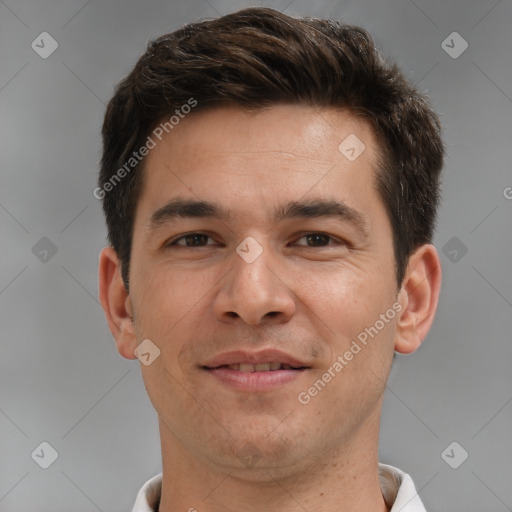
[167,233,217,247]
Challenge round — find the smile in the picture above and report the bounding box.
[203,364,309,392]
[219,362,306,372]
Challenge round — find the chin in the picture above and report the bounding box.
[205,425,305,473]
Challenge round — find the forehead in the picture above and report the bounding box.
[136,105,382,220]
[147,104,377,164]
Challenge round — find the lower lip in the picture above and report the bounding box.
[205,367,306,392]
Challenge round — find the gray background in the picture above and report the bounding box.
[1,0,511,510]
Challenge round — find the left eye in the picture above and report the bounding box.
[171,233,215,247]
[295,233,336,247]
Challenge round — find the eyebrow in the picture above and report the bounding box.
[148,197,369,235]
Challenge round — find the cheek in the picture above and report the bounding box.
[297,270,397,410]
[131,267,208,412]
[294,262,398,400]
[294,262,392,341]
[132,260,213,331]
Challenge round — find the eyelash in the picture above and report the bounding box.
[166,232,344,248]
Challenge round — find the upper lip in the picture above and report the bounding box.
[202,350,310,369]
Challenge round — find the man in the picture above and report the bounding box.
[97,7,443,511]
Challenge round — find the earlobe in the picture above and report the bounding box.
[98,246,138,360]
[395,244,442,355]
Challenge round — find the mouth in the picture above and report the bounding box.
[201,350,311,392]
[208,362,308,372]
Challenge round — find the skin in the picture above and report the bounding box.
[99,105,441,512]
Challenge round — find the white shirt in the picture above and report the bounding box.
[132,463,427,511]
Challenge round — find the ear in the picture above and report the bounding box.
[395,244,442,354]
[98,246,137,360]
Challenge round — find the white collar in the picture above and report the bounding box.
[132,463,427,512]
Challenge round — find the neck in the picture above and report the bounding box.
[157,410,388,512]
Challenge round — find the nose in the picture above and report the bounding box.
[213,243,296,325]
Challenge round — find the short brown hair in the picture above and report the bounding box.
[98,7,443,289]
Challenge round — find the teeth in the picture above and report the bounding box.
[225,362,292,372]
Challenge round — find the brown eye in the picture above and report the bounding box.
[305,233,330,246]
[295,233,334,247]
[172,233,212,247]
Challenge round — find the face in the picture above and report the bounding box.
[125,105,401,474]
